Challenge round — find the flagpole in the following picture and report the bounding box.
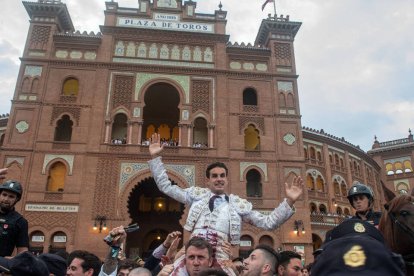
[273,0,277,17]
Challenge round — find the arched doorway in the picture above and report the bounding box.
[126,177,184,259]
[312,233,323,252]
[142,82,180,141]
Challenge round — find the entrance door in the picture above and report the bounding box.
[126,177,184,259]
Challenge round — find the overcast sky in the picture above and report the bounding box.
[1,0,413,151]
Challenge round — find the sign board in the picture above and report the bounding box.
[25,204,79,213]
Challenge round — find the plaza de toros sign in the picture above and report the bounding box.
[117,13,214,33]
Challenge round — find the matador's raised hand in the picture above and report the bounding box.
[285,176,304,207]
[149,133,164,158]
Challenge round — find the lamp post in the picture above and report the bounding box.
[293,220,305,236]
[93,216,107,233]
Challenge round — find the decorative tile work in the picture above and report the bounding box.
[114,41,214,64]
[114,57,214,69]
[239,116,265,135]
[51,107,80,126]
[277,81,293,92]
[93,158,118,217]
[283,133,296,145]
[24,66,42,77]
[113,75,134,109]
[6,157,25,167]
[119,162,195,193]
[135,73,190,103]
[15,121,29,133]
[56,50,69,58]
[30,26,51,50]
[84,51,97,60]
[284,168,301,177]
[42,154,74,175]
[240,162,268,181]
[192,80,210,114]
[69,51,82,59]
[274,42,292,66]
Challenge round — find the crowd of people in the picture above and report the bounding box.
[0,133,410,275]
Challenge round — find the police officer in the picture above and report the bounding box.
[0,180,29,257]
[347,182,381,227]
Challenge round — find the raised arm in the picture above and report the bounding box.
[285,176,304,207]
[148,133,188,203]
[242,176,304,230]
[149,133,164,158]
[100,226,127,276]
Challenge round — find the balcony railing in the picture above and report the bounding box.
[310,213,348,227]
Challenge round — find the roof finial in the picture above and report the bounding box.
[219,1,223,11]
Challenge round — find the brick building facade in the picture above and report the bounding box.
[1,0,411,263]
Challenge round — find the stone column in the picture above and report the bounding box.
[208,124,215,148]
[137,122,143,145]
[104,119,111,144]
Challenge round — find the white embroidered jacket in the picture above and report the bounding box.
[148,157,295,244]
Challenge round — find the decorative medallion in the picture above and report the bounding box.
[230,62,241,70]
[84,51,97,60]
[283,133,296,145]
[256,63,268,71]
[15,121,29,133]
[243,63,254,70]
[24,66,43,77]
[55,50,68,59]
[70,51,82,59]
[343,245,366,268]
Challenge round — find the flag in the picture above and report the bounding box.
[262,0,274,11]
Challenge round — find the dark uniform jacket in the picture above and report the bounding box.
[0,209,29,257]
[352,209,382,226]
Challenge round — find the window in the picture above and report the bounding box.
[111,113,128,144]
[340,181,347,196]
[246,169,262,197]
[307,174,315,190]
[54,115,73,142]
[316,175,324,192]
[62,78,79,96]
[317,151,322,161]
[309,202,317,213]
[244,124,260,150]
[46,161,66,192]
[309,147,316,159]
[333,180,340,195]
[286,93,295,107]
[193,117,208,147]
[243,88,257,105]
[319,204,327,214]
[279,93,286,107]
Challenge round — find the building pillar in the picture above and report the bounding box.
[137,122,143,145]
[208,124,215,148]
[104,119,111,144]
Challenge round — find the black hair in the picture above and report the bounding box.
[279,251,301,268]
[205,162,228,178]
[254,244,280,273]
[185,237,213,259]
[67,250,102,276]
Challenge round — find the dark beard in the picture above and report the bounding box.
[0,203,13,214]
